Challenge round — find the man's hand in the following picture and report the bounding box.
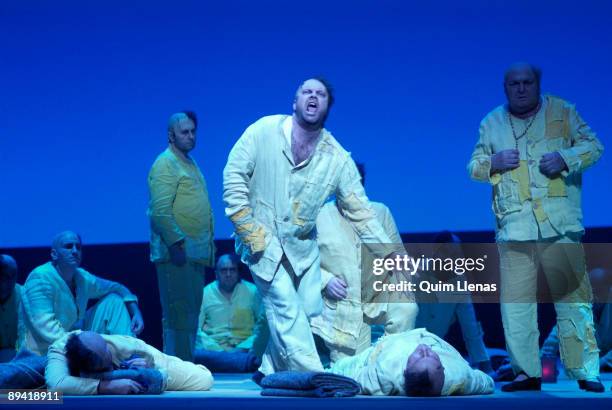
[123,357,150,369]
[98,379,145,395]
[169,241,186,266]
[324,277,348,301]
[539,152,567,178]
[130,311,145,336]
[126,302,144,336]
[490,149,520,174]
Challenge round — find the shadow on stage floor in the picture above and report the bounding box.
[4,373,610,410]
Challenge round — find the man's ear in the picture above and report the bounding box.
[168,130,175,144]
[50,249,58,261]
[292,100,296,112]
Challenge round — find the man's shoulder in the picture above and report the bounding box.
[370,201,390,215]
[203,281,218,293]
[480,104,507,126]
[150,148,176,169]
[247,115,288,132]
[239,280,258,294]
[319,129,349,157]
[544,94,574,111]
[25,262,56,284]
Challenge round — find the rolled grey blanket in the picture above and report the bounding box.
[260,371,361,398]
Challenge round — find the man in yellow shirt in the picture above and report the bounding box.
[196,254,262,352]
[468,62,604,392]
[0,255,21,362]
[148,111,215,362]
[46,330,213,395]
[20,232,144,356]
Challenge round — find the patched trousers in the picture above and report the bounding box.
[498,234,599,379]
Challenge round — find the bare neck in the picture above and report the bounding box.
[169,144,191,163]
[509,99,542,119]
[54,262,77,287]
[291,115,321,142]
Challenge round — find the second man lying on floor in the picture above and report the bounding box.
[329,328,494,396]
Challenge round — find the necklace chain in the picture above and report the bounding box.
[508,111,536,150]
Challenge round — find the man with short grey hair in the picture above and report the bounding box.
[148,111,215,361]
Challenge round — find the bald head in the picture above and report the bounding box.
[52,231,81,250]
[215,254,240,293]
[167,111,198,154]
[504,62,542,85]
[503,62,542,116]
[51,231,82,269]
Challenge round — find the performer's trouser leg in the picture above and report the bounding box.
[156,261,205,362]
[83,293,133,336]
[382,302,418,335]
[252,256,323,375]
[499,235,599,379]
[499,241,541,377]
[539,236,599,380]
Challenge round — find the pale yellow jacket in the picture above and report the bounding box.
[311,201,402,350]
[223,115,396,281]
[329,329,494,396]
[46,331,213,395]
[196,280,262,351]
[20,262,138,355]
[148,147,215,265]
[468,95,603,241]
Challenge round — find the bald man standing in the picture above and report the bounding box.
[20,232,142,356]
[468,63,604,392]
[148,111,215,361]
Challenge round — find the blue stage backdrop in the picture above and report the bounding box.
[2,0,610,247]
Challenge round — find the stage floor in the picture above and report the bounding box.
[3,373,611,409]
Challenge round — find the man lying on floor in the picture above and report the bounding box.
[45,330,213,395]
[328,328,494,396]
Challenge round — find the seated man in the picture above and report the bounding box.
[46,330,213,394]
[329,328,494,396]
[0,255,21,362]
[415,231,494,375]
[541,268,612,371]
[311,162,417,364]
[20,231,144,356]
[196,254,262,352]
